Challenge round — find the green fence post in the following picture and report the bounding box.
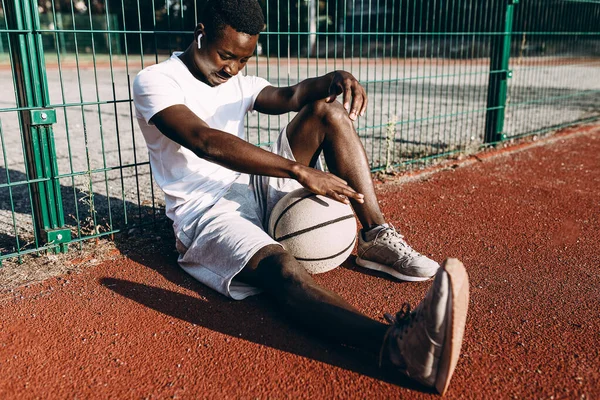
[5,0,71,252]
[485,0,518,143]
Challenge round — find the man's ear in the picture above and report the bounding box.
[194,23,205,42]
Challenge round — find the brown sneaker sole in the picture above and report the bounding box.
[434,258,470,396]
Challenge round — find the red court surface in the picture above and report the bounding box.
[1,126,599,399]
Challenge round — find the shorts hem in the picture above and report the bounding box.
[226,240,284,300]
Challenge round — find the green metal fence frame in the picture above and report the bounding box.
[0,0,599,262]
[485,0,516,143]
[4,0,71,256]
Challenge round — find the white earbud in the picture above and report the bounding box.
[197,34,203,49]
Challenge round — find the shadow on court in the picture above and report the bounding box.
[100,236,427,392]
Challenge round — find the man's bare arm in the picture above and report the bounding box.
[253,71,368,121]
[150,105,364,204]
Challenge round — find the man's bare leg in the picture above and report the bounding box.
[238,246,470,395]
[237,245,388,354]
[286,100,440,282]
[286,100,385,229]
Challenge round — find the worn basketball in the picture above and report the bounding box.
[268,188,357,274]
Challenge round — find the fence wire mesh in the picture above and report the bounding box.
[0,0,598,261]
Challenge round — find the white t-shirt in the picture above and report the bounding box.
[132,53,271,233]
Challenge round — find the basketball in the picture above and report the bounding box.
[268,188,358,274]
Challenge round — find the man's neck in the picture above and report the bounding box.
[178,47,210,85]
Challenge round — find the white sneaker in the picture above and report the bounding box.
[356,225,440,281]
[380,259,470,395]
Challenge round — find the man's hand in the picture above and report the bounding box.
[254,70,368,119]
[325,71,368,121]
[293,164,365,205]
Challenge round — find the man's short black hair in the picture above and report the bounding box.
[200,0,265,39]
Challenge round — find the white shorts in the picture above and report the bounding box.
[175,128,323,300]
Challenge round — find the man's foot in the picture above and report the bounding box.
[356,225,440,281]
[380,258,469,395]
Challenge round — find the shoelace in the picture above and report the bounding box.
[383,303,412,324]
[374,225,421,258]
[378,303,415,367]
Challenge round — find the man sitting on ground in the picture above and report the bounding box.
[133,0,469,394]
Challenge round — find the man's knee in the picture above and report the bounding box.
[261,251,312,290]
[242,245,312,292]
[303,100,350,127]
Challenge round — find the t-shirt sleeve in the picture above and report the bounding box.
[244,75,272,112]
[133,69,185,124]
